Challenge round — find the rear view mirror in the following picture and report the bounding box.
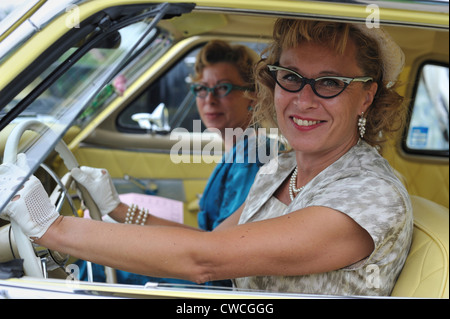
[132,103,170,134]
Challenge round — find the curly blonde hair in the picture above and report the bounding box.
[192,40,259,89]
[253,19,407,151]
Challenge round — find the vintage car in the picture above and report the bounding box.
[0,0,448,299]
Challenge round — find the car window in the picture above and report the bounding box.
[404,63,449,157]
[117,45,203,133]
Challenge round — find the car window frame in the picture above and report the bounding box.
[402,60,449,159]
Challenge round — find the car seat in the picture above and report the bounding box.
[391,195,449,298]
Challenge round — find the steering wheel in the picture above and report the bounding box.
[2,120,103,278]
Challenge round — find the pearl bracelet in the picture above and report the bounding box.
[125,204,149,225]
[125,204,137,224]
[135,207,149,225]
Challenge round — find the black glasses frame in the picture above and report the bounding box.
[267,64,373,99]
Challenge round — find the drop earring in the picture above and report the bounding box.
[358,112,366,139]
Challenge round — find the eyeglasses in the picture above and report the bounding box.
[190,83,252,98]
[267,64,373,99]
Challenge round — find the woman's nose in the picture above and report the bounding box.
[294,83,318,108]
[204,90,218,103]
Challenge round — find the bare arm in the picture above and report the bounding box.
[36,205,373,283]
[213,202,245,232]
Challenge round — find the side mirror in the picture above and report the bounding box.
[131,103,170,134]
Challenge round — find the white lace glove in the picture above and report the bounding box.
[71,166,121,216]
[0,154,59,239]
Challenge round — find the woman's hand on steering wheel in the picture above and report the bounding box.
[0,153,59,241]
[71,166,121,216]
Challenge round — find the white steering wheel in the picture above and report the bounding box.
[3,120,102,278]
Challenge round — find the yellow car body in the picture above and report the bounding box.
[0,0,448,299]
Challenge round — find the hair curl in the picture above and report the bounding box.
[253,19,407,151]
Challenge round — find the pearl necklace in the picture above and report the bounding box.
[289,166,304,201]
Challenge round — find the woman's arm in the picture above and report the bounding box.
[36,205,373,283]
[213,202,245,232]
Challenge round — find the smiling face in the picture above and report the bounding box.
[196,62,253,138]
[274,40,377,163]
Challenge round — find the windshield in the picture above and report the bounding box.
[0,6,176,212]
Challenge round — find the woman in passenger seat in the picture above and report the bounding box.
[191,40,271,233]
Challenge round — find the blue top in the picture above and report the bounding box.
[197,136,268,231]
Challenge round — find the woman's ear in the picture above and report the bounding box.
[361,82,378,113]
